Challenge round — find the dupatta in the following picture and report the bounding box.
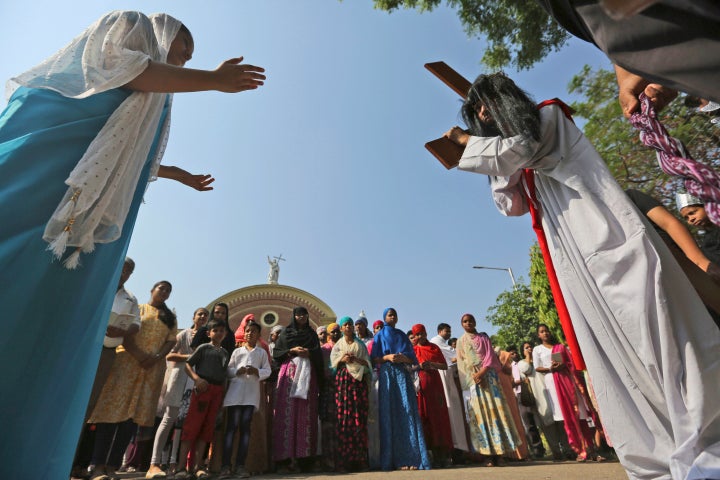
[10,11,179,267]
[456,332,500,390]
[330,336,371,382]
[551,344,590,453]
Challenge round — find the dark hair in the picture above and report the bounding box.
[449,337,457,345]
[461,72,541,142]
[193,307,209,317]
[506,345,518,353]
[407,330,414,337]
[210,303,229,323]
[207,320,227,332]
[437,323,451,332]
[244,320,261,333]
[151,281,176,329]
[536,323,557,343]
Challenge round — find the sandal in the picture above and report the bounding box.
[594,455,607,462]
[146,465,167,479]
[195,470,210,479]
[576,453,588,462]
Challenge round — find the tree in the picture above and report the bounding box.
[528,243,564,343]
[372,0,569,70]
[486,279,538,350]
[568,65,720,209]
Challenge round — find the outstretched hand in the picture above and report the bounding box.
[158,165,215,191]
[213,56,266,93]
[178,173,215,191]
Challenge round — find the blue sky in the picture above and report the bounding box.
[0,1,610,336]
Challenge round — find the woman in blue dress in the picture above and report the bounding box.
[0,11,265,478]
[370,307,431,470]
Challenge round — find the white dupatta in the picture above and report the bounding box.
[290,356,312,399]
[330,336,371,382]
[7,11,179,268]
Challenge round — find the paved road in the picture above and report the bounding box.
[120,460,627,480]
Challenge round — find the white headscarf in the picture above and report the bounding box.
[7,11,181,268]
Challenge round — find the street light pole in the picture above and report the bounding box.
[473,265,517,287]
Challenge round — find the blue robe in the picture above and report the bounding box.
[0,86,168,478]
[371,325,431,470]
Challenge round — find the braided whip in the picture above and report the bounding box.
[629,93,720,225]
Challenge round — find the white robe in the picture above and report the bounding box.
[458,104,720,480]
[430,334,470,451]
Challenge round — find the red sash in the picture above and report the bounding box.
[523,99,586,370]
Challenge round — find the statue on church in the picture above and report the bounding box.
[267,254,284,284]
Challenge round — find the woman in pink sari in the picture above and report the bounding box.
[536,324,604,462]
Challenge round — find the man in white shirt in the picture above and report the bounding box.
[87,257,141,416]
[73,257,140,475]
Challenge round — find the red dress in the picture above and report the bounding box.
[413,341,453,453]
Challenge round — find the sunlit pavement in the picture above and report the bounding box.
[120,459,627,480]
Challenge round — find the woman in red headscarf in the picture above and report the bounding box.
[235,313,270,357]
[412,323,454,467]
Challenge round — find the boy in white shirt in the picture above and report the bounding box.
[219,320,271,478]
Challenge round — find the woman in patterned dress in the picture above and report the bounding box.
[331,316,372,472]
[456,313,522,467]
[87,281,178,479]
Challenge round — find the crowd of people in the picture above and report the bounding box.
[70,288,618,480]
[1,3,719,480]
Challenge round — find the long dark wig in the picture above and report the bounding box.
[461,72,541,142]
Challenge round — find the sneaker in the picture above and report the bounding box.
[235,466,250,478]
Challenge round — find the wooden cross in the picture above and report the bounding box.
[424,61,472,169]
[424,62,720,318]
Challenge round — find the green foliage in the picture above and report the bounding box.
[372,0,569,70]
[568,65,720,209]
[528,243,564,343]
[486,279,538,349]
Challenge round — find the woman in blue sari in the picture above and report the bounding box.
[0,11,265,478]
[370,308,431,470]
